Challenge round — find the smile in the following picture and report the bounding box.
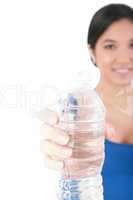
[112,68,133,75]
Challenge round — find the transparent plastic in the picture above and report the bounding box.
[101,79,133,136]
[54,85,106,200]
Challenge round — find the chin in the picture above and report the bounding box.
[113,79,133,87]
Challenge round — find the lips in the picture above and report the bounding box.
[112,68,133,75]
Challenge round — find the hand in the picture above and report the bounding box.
[39,108,72,170]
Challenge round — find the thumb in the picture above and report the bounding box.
[36,108,59,125]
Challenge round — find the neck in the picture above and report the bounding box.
[96,78,133,144]
[96,78,126,101]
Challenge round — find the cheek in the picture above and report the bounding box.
[95,52,114,81]
[96,51,112,69]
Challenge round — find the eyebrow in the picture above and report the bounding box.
[103,39,116,43]
[103,39,133,43]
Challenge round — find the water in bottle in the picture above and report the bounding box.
[55,84,106,200]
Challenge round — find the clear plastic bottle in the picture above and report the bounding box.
[55,82,106,200]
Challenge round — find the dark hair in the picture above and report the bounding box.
[87,3,133,49]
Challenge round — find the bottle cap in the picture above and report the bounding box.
[73,68,100,89]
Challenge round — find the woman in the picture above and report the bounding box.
[40,3,133,199]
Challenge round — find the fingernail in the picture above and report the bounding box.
[57,161,64,170]
[47,112,58,125]
[36,108,59,125]
[63,148,72,157]
[59,135,69,145]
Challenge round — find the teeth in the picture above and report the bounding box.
[115,69,130,74]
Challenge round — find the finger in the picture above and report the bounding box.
[42,154,64,170]
[40,140,72,159]
[36,108,59,125]
[40,123,70,145]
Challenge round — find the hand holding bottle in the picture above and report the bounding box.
[39,84,105,200]
[40,108,72,170]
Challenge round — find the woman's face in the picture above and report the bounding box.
[91,19,133,87]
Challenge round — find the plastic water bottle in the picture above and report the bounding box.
[55,81,106,200]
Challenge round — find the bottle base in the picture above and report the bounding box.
[57,175,103,200]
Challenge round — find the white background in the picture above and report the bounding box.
[0,0,132,199]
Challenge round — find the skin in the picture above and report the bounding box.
[92,19,133,88]
[90,18,133,143]
[40,18,133,170]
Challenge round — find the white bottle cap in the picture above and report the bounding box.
[73,68,100,89]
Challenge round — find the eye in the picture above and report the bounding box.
[104,44,115,49]
[130,43,133,48]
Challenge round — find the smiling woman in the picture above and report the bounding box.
[94,19,133,86]
[87,4,133,141]
[40,3,133,200]
[87,4,133,200]
[89,20,133,88]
